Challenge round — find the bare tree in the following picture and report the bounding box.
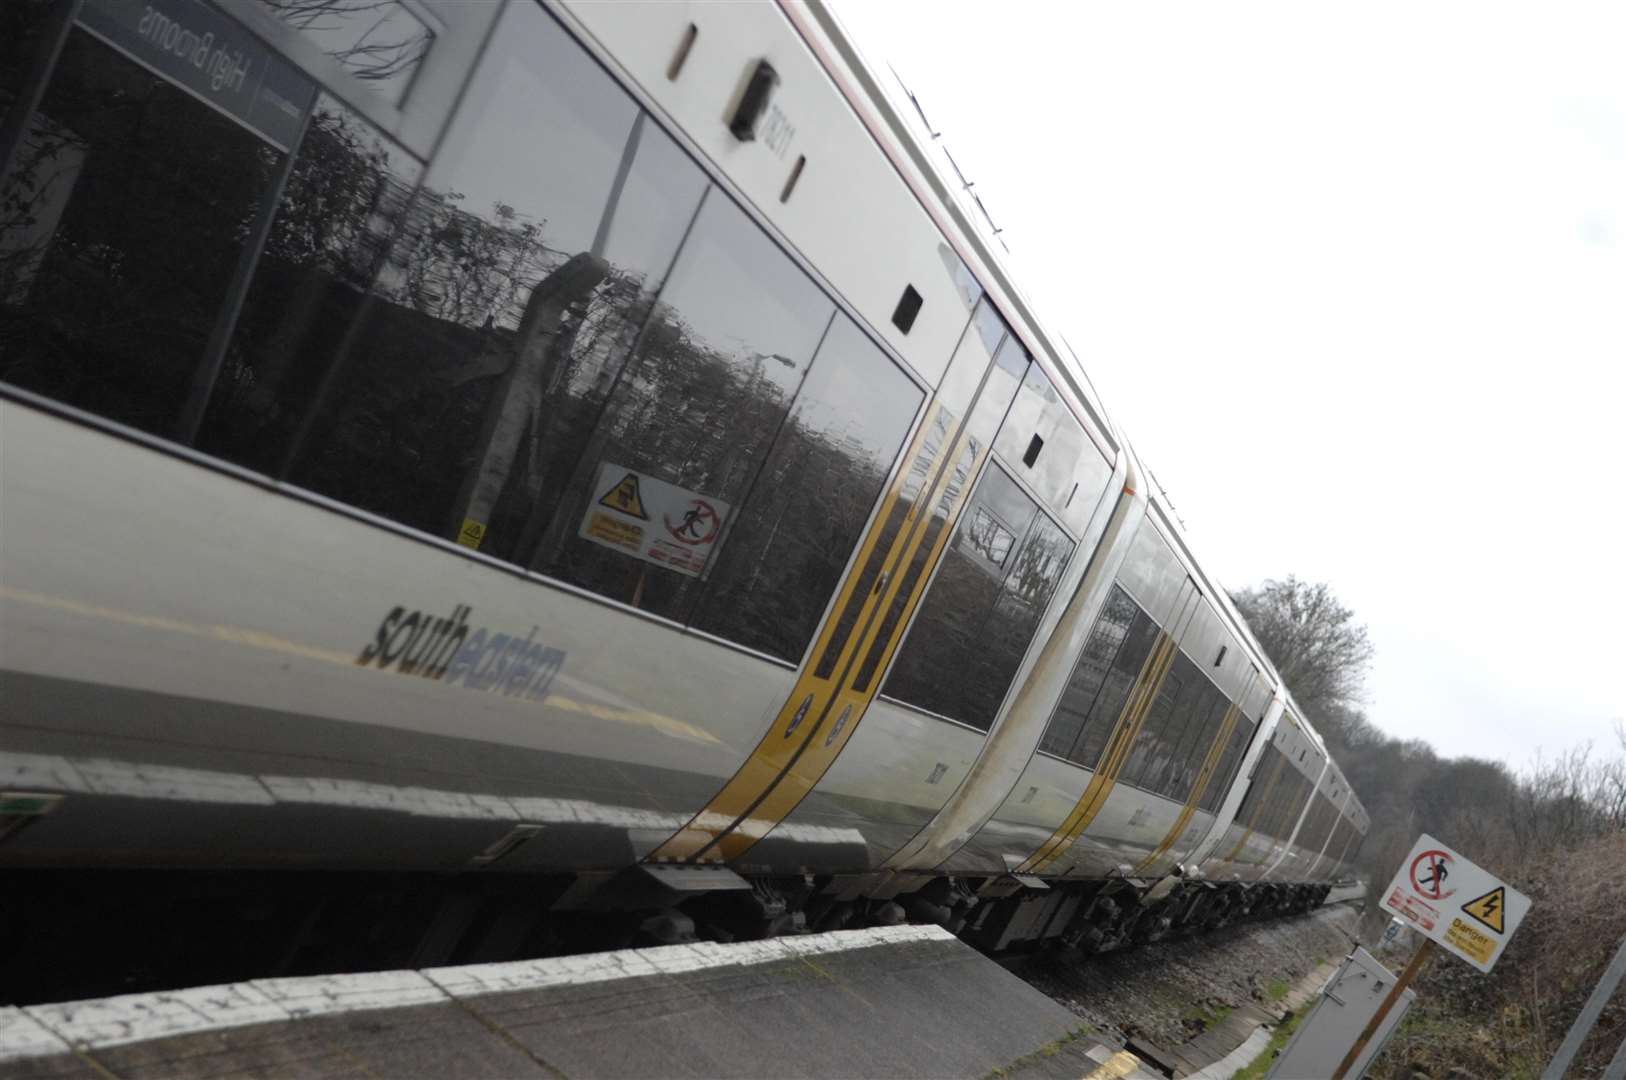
[1230,576,1374,722]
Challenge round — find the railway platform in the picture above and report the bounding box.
[0,925,1159,1079]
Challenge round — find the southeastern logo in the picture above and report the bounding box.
[357,604,564,703]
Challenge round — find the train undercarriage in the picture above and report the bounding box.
[0,866,1338,1006]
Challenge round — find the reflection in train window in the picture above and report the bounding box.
[257,0,434,106]
[967,506,1016,568]
[883,464,1074,732]
[0,20,292,438]
[1070,597,1161,769]
[530,188,835,625]
[1039,585,1136,762]
[1119,664,1187,792]
[197,93,421,469]
[690,314,923,662]
[260,1,708,549]
[1200,714,1254,812]
[841,299,1011,689]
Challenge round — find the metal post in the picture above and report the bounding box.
[173,107,312,446]
[1331,938,1435,1080]
[0,1,82,183]
[1542,936,1626,1080]
[1604,1030,1626,1080]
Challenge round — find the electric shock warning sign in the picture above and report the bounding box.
[1381,833,1531,973]
[578,462,730,578]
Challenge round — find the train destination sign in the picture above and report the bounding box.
[1381,833,1531,972]
[579,462,731,578]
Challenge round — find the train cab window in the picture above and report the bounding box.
[882,463,1074,732]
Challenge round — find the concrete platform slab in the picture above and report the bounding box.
[2,926,1116,1079]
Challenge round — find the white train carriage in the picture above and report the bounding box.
[0,0,1365,991]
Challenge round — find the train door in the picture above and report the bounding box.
[1015,579,1203,875]
[646,300,1027,863]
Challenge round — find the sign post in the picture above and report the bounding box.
[1330,834,1532,1079]
[1330,940,1435,1080]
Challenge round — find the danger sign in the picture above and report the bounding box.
[1382,833,1531,973]
[578,462,731,578]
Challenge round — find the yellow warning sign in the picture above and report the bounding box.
[1461,886,1506,933]
[598,472,648,519]
[584,512,644,551]
[1444,917,1497,965]
[457,518,487,550]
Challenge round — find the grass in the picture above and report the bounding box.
[1263,976,1292,1002]
[1184,1002,1235,1027]
[980,1024,1098,1080]
[1229,1010,1307,1080]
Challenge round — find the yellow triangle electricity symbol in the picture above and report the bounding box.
[1461,886,1506,933]
[598,472,648,520]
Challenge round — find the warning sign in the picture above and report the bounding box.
[1381,833,1531,973]
[598,472,649,519]
[578,462,730,578]
[1461,887,1506,933]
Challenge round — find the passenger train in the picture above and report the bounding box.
[0,0,1367,995]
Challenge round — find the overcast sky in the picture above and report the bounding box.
[833,0,1624,766]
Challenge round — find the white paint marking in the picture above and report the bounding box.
[251,970,447,1018]
[23,982,285,1050]
[429,947,661,997]
[0,1008,72,1062]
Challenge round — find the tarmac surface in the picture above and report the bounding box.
[0,925,1160,1079]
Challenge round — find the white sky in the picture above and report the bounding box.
[833,0,1625,766]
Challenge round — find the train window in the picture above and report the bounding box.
[818,299,1006,686]
[1073,599,1162,770]
[1161,680,1227,800]
[195,93,421,467]
[882,463,1074,732]
[529,189,833,622]
[1200,715,1254,812]
[0,12,313,439]
[1119,655,1196,794]
[966,506,1019,571]
[1116,520,1185,626]
[992,364,1105,531]
[222,3,716,559]
[1,3,54,104]
[689,314,922,662]
[1038,585,1138,761]
[256,0,434,106]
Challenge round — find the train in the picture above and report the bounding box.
[0,0,1366,996]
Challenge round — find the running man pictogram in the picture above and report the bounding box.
[1411,849,1455,900]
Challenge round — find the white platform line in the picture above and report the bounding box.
[0,1008,73,1063]
[5,923,956,1059]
